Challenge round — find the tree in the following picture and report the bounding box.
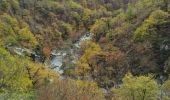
[112,73,159,100]
[133,10,170,74]
[162,79,170,100]
[76,80,104,100]
[90,19,108,41]
[162,0,170,11]
[0,47,34,99]
[76,42,128,88]
[37,79,104,100]
[59,21,73,39]
[0,0,10,12]
[134,10,169,42]
[0,13,38,47]
[168,3,170,12]
[76,41,102,76]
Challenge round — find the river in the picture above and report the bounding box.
[7,32,93,75]
[50,32,93,74]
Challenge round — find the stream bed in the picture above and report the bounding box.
[50,32,93,74]
[7,32,93,75]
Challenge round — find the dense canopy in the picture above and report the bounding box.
[0,0,170,100]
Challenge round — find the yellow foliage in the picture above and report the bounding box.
[90,19,107,35]
[0,13,38,47]
[134,10,169,41]
[26,61,59,87]
[76,80,105,100]
[112,73,159,100]
[0,48,32,92]
[18,26,38,47]
[76,42,102,75]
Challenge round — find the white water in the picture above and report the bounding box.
[50,50,66,74]
[7,33,93,74]
[74,33,93,48]
[51,33,93,74]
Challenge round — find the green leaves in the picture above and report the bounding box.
[0,13,38,47]
[162,80,170,99]
[67,0,83,11]
[0,0,10,12]
[76,42,102,75]
[134,10,169,42]
[0,48,32,92]
[90,19,108,35]
[113,73,159,100]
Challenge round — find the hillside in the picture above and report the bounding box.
[0,0,170,100]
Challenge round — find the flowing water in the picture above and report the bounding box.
[50,32,93,74]
[7,32,93,74]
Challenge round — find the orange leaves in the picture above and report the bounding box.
[48,12,56,18]
[42,45,51,58]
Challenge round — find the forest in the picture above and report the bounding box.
[0,0,170,100]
